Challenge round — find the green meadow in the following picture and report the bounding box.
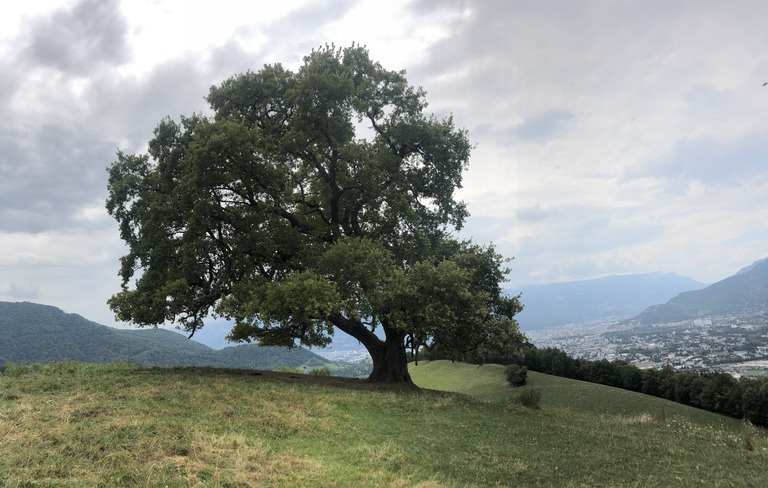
[410,360,746,431]
[1,361,766,487]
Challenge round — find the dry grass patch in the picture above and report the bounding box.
[607,413,655,426]
[147,431,323,487]
[353,440,410,471]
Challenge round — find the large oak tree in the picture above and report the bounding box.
[106,45,523,383]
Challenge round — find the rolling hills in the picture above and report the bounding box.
[0,301,336,371]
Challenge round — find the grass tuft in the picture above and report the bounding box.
[742,419,756,451]
[517,386,542,409]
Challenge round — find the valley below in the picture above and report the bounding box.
[528,310,768,377]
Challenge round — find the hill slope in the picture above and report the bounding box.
[1,361,763,487]
[409,360,741,430]
[512,272,708,331]
[0,301,331,370]
[634,257,768,324]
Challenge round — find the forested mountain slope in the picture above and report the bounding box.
[0,301,330,370]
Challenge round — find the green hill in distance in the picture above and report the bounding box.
[0,301,339,372]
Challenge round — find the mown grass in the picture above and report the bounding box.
[409,360,512,401]
[410,360,746,432]
[0,361,766,487]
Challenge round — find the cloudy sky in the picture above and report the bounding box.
[2,0,767,344]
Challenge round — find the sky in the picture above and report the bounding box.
[1,0,768,346]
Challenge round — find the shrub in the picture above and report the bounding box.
[505,364,528,386]
[517,387,541,409]
[309,367,332,376]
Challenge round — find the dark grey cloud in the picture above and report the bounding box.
[2,1,338,236]
[88,58,215,151]
[0,52,215,234]
[0,123,115,233]
[407,1,584,76]
[207,39,266,80]
[22,0,130,75]
[0,58,19,107]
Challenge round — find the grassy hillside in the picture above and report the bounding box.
[410,360,745,432]
[1,361,766,487]
[409,360,512,401]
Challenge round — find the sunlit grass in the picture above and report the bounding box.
[411,360,746,432]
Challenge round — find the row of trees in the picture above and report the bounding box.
[517,346,768,426]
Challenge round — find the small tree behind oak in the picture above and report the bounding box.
[106,44,524,384]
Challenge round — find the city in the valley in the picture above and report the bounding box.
[527,310,768,378]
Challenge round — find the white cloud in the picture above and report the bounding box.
[0,229,126,325]
[319,0,468,69]
[119,0,311,74]
[0,230,122,267]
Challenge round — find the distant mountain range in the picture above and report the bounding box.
[511,272,708,331]
[5,258,765,363]
[632,257,768,325]
[0,301,338,371]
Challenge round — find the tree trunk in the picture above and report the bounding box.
[365,326,414,385]
[330,314,414,385]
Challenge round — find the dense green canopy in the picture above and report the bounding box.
[106,45,523,383]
